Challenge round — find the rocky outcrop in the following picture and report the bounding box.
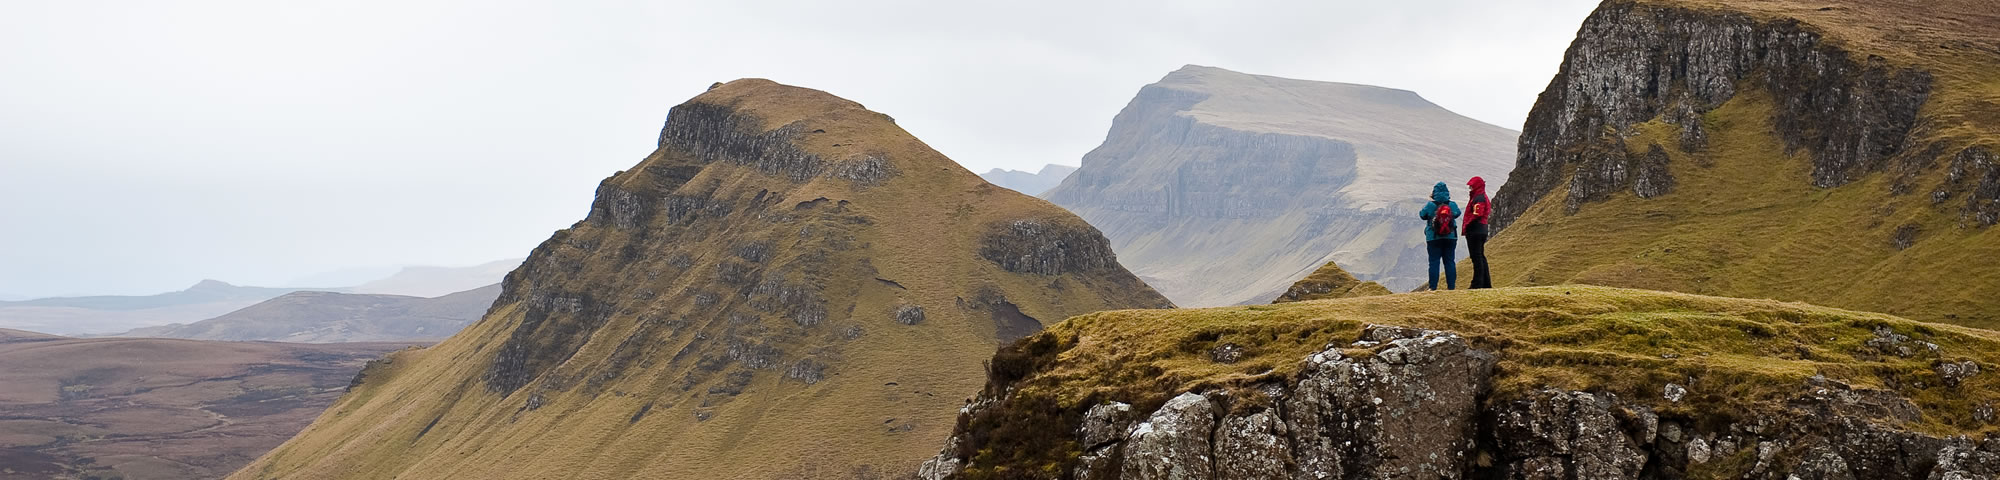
[1044,65,1516,303]
[234,79,1170,480]
[1271,261,1391,303]
[922,325,1998,479]
[1493,0,1934,231]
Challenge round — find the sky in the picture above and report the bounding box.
[0,0,1601,297]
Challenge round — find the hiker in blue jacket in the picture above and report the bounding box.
[1418,182,1463,291]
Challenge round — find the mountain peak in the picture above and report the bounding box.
[186,279,237,291]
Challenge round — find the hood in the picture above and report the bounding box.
[1431,182,1451,203]
[1468,176,1487,199]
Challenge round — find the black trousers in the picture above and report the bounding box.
[1467,233,1492,289]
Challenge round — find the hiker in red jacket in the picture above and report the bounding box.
[1463,176,1493,289]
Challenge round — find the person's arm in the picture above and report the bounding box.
[1420,202,1434,220]
[1464,201,1486,228]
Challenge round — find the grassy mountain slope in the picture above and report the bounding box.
[1487,0,2000,328]
[946,286,2000,477]
[233,79,1169,479]
[0,336,407,479]
[117,284,500,343]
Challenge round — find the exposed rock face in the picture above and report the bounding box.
[980,164,1077,196]
[1045,65,1516,303]
[922,325,1998,479]
[1271,261,1391,303]
[1494,0,1933,231]
[1479,0,2000,328]
[235,79,1169,480]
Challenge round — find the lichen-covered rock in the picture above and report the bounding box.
[1212,408,1291,479]
[1490,391,1650,480]
[1286,326,1496,479]
[1119,393,1217,480]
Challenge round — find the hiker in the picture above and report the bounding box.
[1418,181,1462,290]
[1464,176,1493,289]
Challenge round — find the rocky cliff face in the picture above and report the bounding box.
[233,79,1168,480]
[917,287,2000,479]
[1482,0,2000,328]
[1044,66,1516,304]
[1493,0,1934,230]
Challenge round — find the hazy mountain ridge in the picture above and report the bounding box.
[979,164,1076,196]
[1044,65,1516,305]
[233,79,1167,479]
[115,284,500,343]
[348,258,522,298]
[0,280,312,311]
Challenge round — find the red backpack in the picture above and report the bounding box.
[1432,202,1456,237]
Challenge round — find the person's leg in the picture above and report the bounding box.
[1469,234,1490,289]
[1427,242,1443,291]
[1446,244,1460,290]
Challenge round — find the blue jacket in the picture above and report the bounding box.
[1419,182,1462,242]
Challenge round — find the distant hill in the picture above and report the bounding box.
[116,284,500,343]
[979,164,1076,196]
[1045,65,1517,305]
[0,280,324,335]
[234,79,1169,479]
[0,335,408,479]
[0,279,308,310]
[0,327,62,343]
[348,258,521,298]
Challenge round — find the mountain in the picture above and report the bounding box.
[0,280,306,311]
[1043,65,1517,306]
[1486,0,2000,328]
[0,280,325,335]
[116,284,500,343]
[1270,261,1390,303]
[347,258,522,298]
[0,327,62,343]
[233,79,1170,479]
[978,164,1076,196]
[0,333,409,480]
[920,286,2000,479]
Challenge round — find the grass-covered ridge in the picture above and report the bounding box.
[955,286,2000,478]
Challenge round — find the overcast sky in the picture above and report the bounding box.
[0,0,1600,297]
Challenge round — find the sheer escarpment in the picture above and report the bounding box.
[1044,66,1517,305]
[920,287,2000,479]
[1488,0,2000,328]
[233,79,1169,480]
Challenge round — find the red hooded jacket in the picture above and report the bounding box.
[1463,176,1491,236]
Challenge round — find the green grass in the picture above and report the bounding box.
[954,286,2000,479]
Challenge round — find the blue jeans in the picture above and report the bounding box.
[1428,239,1457,291]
